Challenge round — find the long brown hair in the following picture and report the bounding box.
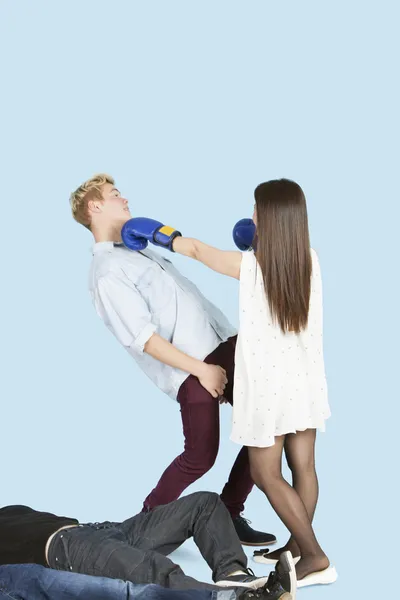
[254,179,312,334]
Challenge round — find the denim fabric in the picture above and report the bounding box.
[47,492,247,591]
[0,564,236,600]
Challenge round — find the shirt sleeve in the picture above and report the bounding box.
[96,271,157,354]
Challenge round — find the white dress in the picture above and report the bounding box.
[231,249,331,448]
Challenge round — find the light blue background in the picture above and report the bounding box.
[1,1,398,598]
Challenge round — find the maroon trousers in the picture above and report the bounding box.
[143,336,254,517]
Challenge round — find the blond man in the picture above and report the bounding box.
[69,174,275,546]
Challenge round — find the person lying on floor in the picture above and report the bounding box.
[0,491,296,600]
[0,561,295,600]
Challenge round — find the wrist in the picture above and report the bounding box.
[172,236,181,252]
[191,360,208,379]
[172,236,197,259]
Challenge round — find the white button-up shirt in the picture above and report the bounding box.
[89,242,236,400]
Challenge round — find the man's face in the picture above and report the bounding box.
[99,183,131,225]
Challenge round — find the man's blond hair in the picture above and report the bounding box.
[70,173,115,230]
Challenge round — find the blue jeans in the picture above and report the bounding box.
[47,492,247,590]
[0,564,236,600]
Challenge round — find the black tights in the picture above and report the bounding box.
[249,429,329,580]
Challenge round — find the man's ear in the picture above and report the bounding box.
[88,199,102,214]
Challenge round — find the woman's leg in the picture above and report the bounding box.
[248,435,329,580]
[266,429,319,560]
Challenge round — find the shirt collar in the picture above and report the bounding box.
[92,241,124,254]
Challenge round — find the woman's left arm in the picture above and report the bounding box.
[172,237,242,280]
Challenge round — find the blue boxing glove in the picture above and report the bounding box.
[121,217,182,252]
[232,218,256,251]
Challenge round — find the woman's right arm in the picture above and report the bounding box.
[172,237,242,280]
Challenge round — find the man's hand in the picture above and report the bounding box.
[197,364,228,399]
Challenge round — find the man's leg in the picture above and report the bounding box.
[0,564,235,600]
[220,448,251,518]
[47,524,229,592]
[143,337,253,513]
[142,336,275,546]
[121,492,248,583]
[142,368,221,511]
[217,337,254,518]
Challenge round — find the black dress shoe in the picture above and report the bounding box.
[233,515,276,546]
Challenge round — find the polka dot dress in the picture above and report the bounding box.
[231,249,331,448]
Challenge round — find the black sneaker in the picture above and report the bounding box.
[237,579,290,600]
[233,515,276,546]
[259,551,296,600]
[275,551,296,600]
[216,568,270,589]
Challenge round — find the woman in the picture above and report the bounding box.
[121,178,336,587]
